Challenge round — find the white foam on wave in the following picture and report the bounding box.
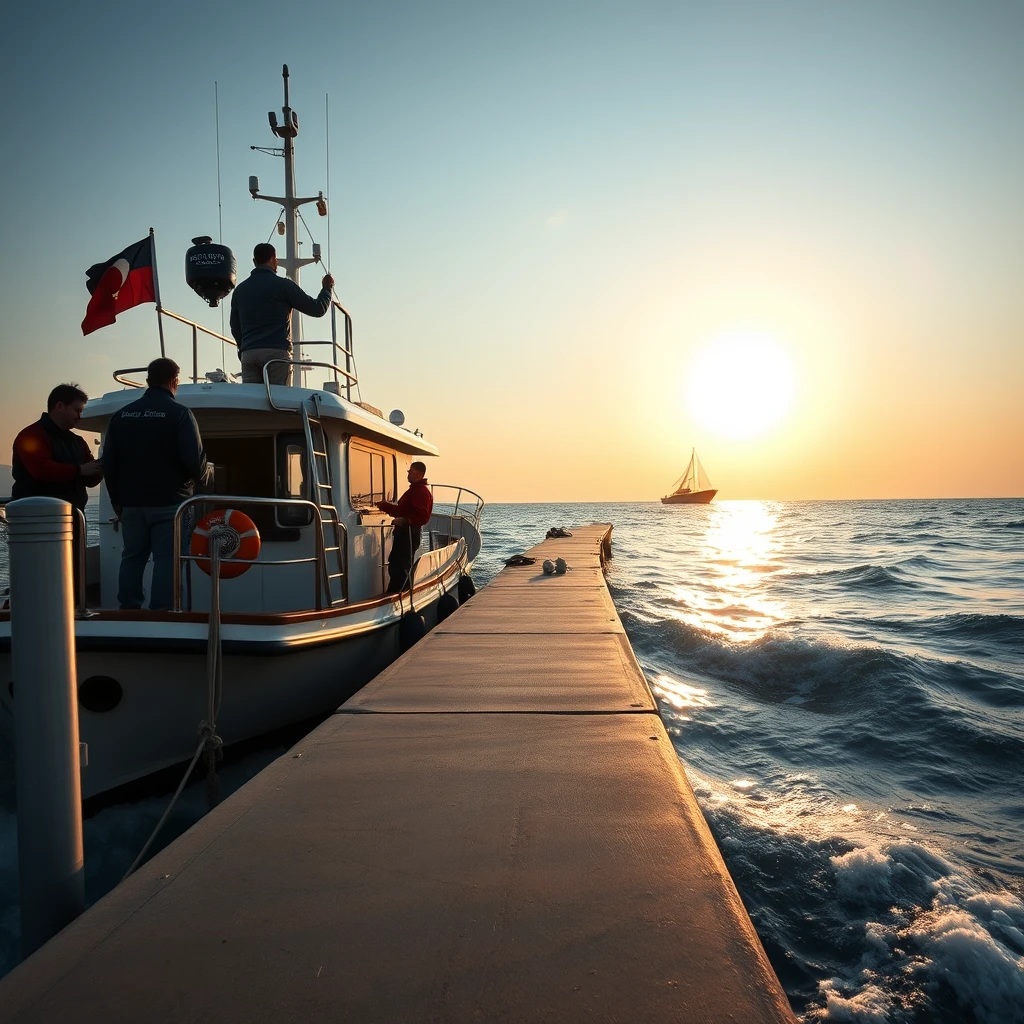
[831,846,892,901]
[809,980,893,1023]
[905,905,1024,1023]
[820,839,1024,1024]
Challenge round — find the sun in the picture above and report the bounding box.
[686,332,796,439]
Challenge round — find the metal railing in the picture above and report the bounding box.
[428,484,485,528]
[115,308,236,388]
[0,498,89,617]
[171,495,347,612]
[261,358,357,410]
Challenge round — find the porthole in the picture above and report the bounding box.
[78,675,123,714]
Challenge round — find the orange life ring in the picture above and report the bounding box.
[191,509,261,579]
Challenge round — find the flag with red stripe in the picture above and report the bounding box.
[81,236,156,335]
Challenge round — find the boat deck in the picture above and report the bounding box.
[1,524,794,1023]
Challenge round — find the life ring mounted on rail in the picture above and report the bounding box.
[191,509,261,579]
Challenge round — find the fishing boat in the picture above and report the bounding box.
[0,67,483,799]
[661,448,717,504]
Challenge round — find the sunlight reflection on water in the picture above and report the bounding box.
[668,501,789,642]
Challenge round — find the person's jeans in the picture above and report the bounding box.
[387,524,422,593]
[240,347,291,384]
[118,506,180,610]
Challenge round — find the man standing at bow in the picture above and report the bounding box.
[229,243,334,385]
[376,462,434,594]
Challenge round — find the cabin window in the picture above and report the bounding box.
[200,434,303,540]
[275,433,314,528]
[349,444,394,511]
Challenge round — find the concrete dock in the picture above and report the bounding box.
[1,524,795,1022]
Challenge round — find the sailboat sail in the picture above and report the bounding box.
[667,451,712,494]
[662,449,717,504]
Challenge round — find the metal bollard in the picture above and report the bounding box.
[7,497,85,956]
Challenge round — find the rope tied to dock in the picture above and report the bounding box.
[121,526,228,881]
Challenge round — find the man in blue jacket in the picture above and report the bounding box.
[229,243,334,384]
[101,358,212,610]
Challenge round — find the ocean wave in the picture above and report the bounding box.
[819,844,1024,1024]
[780,563,924,592]
[847,612,1024,656]
[692,781,1024,1024]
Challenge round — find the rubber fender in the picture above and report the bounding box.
[457,575,476,603]
[437,591,459,622]
[399,611,427,652]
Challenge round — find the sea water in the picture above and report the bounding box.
[1,499,1022,1023]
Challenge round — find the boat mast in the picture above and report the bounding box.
[250,64,327,386]
[280,66,301,384]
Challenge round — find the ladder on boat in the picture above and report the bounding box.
[301,395,347,606]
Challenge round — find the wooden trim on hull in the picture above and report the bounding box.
[661,489,718,504]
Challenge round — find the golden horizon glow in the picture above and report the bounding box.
[686,332,797,440]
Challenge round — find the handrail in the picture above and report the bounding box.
[170,494,347,613]
[363,518,473,592]
[115,307,239,387]
[262,358,358,411]
[160,306,236,385]
[112,367,150,388]
[428,484,485,528]
[159,307,235,346]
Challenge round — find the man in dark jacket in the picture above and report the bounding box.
[12,383,103,511]
[101,358,212,610]
[229,243,334,385]
[376,462,434,593]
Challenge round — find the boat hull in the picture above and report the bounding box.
[661,489,717,504]
[0,553,469,799]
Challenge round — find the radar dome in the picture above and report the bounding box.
[185,236,236,308]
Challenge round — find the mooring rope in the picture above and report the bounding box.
[122,526,228,881]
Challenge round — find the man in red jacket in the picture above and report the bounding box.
[376,461,434,593]
[12,383,103,511]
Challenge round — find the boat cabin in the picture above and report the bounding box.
[76,374,482,616]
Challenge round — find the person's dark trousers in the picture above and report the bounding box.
[387,524,421,593]
[118,505,181,610]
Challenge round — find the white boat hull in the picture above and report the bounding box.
[0,554,466,800]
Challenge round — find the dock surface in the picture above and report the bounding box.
[2,524,794,1022]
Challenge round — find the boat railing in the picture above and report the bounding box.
[171,495,347,613]
[301,300,356,398]
[428,484,485,526]
[262,359,358,411]
[0,498,89,617]
[360,491,482,591]
[114,309,237,388]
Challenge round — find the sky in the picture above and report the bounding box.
[1,1,1021,502]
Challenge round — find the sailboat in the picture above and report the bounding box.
[662,448,717,504]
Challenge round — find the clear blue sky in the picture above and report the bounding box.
[2,1,1022,499]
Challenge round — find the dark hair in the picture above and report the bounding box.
[253,243,276,265]
[147,357,180,388]
[47,383,88,411]
[411,461,427,474]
